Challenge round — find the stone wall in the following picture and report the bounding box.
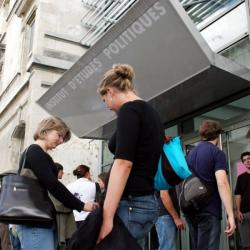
[0,0,103,181]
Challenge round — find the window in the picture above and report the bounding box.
[181,95,250,136]
[80,0,138,46]
[0,43,6,84]
[28,20,35,54]
[221,36,250,69]
[199,2,248,52]
[101,140,113,172]
[179,0,243,26]
[165,125,178,137]
[26,13,35,55]
[11,120,25,167]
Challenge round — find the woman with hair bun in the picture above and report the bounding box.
[72,164,91,179]
[97,64,164,246]
[67,165,97,227]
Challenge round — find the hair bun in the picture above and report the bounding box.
[113,64,134,81]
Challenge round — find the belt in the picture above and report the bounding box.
[122,191,158,200]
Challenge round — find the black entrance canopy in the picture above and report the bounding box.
[38,0,250,139]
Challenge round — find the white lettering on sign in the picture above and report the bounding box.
[44,2,166,111]
[44,88,69,110]
[45,58,103,110]
[103,2,166,59]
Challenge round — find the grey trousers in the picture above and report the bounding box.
[238,212,250,248]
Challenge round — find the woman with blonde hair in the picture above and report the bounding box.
[96,64,164,247]
[15,117,98,250]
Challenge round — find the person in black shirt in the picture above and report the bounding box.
[96,64,164,247]
[235,151,250,249]
[15,117,98,250]
[155,189,185,250]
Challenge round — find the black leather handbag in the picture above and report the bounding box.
[0,147,55,227]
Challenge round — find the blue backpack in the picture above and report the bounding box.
[154,136,191,190]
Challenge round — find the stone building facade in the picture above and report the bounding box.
[0,0,102,182]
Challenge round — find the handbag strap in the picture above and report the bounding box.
[17,146,30,175]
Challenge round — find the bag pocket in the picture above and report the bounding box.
[179,174,214,214]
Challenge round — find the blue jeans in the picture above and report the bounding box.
[185,212,221,250]
[155,214,177,250]
[16,224,56,250]
[117,194,159,243]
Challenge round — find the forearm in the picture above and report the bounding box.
[216,170,235,235]
[168,207,179,220]
[49,182,84,211]
[217,180,234,217]
[161,190,185,229]
[215,170,234,217]
[103,159,132,220]
[160,191,179,220]
[235,195,241,212]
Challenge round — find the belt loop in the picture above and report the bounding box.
[154,191,160,199]
[128,195,132,200]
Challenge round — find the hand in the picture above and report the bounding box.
[164,136,172,143]
[173,217,186,230]
[83,202,99,212]
[237,211,244,224]
[224,215,236,237]
[96,218,113,244]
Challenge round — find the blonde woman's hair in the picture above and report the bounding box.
[97,64,135,96]
[33,117,71,142]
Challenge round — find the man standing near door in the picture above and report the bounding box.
[235,151,250,250]
[184,120,235,250]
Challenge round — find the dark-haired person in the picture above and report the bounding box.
[67,165,97,228]
[98,172,108,192]
[235,152,250,250]
[15,117,98,250]
[55,162,64,179]
[97,172,109,206]
[96,64,164,248]
[184,120,235,250]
